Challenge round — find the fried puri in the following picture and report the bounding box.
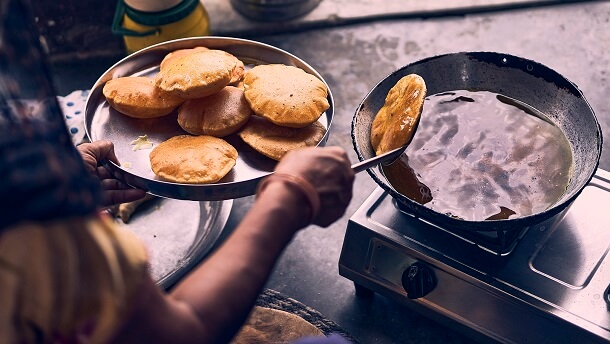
[177,86,253,137]
[159,47,244,86]
[159,46,209,70]
[149,135,238,184]
[223,50,245,85]
[243,64,329,128]
[370,74,426,155]
[238,116,326,161]
[154,49,242,99]
[102,76,183,118]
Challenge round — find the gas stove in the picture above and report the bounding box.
[339,168,610,343]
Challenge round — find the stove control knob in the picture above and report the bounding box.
[402,262,436,299]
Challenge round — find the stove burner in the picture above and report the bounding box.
[339,171,610,343]
[393,199,530,255]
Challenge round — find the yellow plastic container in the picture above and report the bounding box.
[112,0,210,54]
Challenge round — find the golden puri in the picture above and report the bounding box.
[154,50,242,99]
[238,116,326,161]
[243,64,329,128]
[102,76,183,118]
[177,86,252,137]
[370,74,426,155]
[149,135,238,184]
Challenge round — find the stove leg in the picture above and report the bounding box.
[354,282,375,298]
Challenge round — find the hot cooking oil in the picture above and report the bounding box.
[382,90,573,221]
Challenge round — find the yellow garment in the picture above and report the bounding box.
[0,214,148,343]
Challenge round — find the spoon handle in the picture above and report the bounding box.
[351,145,406,173]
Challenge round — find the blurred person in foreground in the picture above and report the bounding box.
[0,0,355,343]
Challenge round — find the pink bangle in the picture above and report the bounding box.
[256,173,320,223]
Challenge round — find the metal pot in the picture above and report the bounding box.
[352,52,602,232]
[229,0,321,21]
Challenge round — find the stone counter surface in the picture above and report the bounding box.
[38,0,581,60]
[49,1,610,343]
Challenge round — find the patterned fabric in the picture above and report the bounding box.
[0,0,101,230]
[57,90,89,145]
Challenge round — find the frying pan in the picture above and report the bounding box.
[352,52,602,232]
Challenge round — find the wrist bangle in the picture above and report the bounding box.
[256,172,320,223]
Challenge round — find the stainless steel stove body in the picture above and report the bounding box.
[339,169,610,343]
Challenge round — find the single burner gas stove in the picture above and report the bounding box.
[339,169,610,343]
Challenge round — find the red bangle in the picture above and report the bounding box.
[256,173,320,223]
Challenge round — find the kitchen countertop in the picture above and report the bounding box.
[206,0,578,36]
[50,1,610,343]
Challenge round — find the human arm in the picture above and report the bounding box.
[77,140,147,207]
[111,146,355,344]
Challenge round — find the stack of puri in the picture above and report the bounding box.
[102,46,330,187]
[237,64,329,161]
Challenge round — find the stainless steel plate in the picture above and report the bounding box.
[115,198,232,290]
[85,37,333,200]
